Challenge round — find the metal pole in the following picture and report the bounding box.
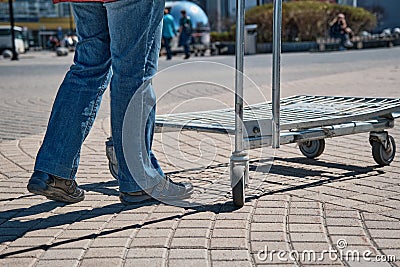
[69,3,74,34]
[216,0,222,32]
[272,0,282,148]
[234,0,245,153]
[8,0,18,60]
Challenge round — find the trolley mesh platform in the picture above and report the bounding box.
[155,95,400,135]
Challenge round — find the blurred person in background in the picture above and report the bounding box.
[330,13,353,49]
[162,8,177,60]
[178,9,192,59]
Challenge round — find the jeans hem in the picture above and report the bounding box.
[118,177,161,193]
[34,160,76,180]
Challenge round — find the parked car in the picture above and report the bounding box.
[0,25,26,54]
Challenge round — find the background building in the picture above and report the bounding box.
[355,0,400,32]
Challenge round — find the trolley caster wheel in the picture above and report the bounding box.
[299,139,325,159]
[371,135,396,166]
[109,161,118,180]
[231,166,245,207]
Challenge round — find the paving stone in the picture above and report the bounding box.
[212,228,246,238]
[168,259,208,267]
[0,246,44,259]
[90,237,129,248]
[40,248,84,260]
[168,249,208,259]
[129,237,169,248]
[251,231,285,242]
[374,239,400,249]
[288,215,321,224]
[84,247,125,258]
[363,220,400,230]
[173,219,212,229]
[0,258,37,266]
[125,247,167,258]
[80,257,122,267]
[214,220,247,229]
[211,249,250,261]
[135,228,172,238]
[327,226,364,236]
[35,259,79,267]
[8,237,53,247]
[210,238,247,249]
[290,232,327,243]
[170,238,208,249]
[173,228,210,238]
[212,260,252,267]
[289,223,323,233]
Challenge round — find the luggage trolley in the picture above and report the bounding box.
[106,0,400,207]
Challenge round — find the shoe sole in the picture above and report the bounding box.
[119,194,156,205]
[120,190,194,205]
[27,183,84,203]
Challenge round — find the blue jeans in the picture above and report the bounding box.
[34,0,165,192]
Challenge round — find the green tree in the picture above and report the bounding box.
[245,1,376,42]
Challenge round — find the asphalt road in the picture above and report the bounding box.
[1,47,399,141]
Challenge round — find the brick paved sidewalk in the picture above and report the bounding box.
[0,113,399,266]
[1,51,400,267]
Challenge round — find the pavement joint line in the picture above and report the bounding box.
[77,208,124,262]
[0,149,30,173]
[320,202,348,267]
[206,204,220,265]
[16,139,35,160]
[120,205,157,265]
[358,211,397,267]
[162,207,185,266]
[285,195,301,267]
[245,198,258,266]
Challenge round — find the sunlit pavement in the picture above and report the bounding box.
[0,48,399,266]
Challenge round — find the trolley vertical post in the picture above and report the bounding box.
[272,0,282,148]
[234,0,245,153]
[230,0,249,207]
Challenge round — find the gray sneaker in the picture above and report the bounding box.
[27,171,85,203]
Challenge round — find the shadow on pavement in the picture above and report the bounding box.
[0,156,385,259]
[247,156,384,201]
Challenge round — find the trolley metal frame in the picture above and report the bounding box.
[106,0,400,207]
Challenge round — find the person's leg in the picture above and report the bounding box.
[144,20,165,178]
[184,41,190,59]
[34,2,111,180]
[105,0,165,193]
[163,37,172,60]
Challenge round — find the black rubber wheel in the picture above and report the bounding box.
[299,139,325,159]
[372,135,396,166]
[232,178,245,207]
[231,165,245,207]
[109,161,118,180]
